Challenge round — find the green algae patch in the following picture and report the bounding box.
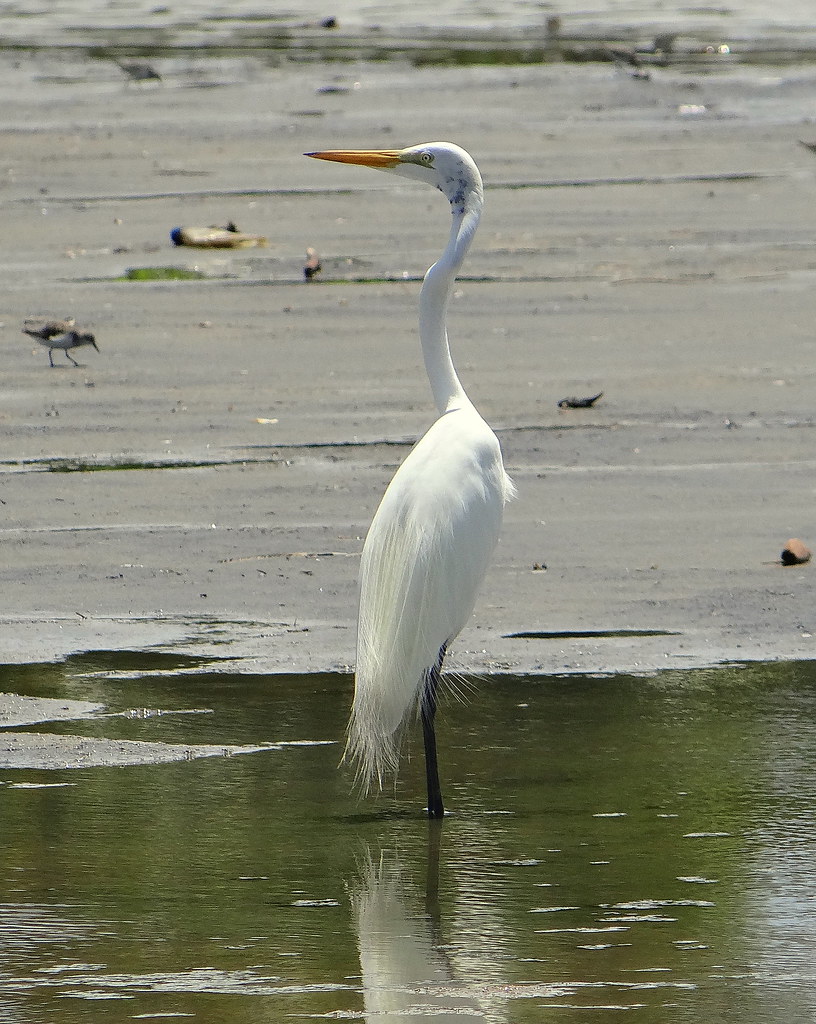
[120,266,208,281]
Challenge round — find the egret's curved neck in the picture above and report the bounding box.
[419,191,482,415]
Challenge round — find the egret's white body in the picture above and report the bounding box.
[307,143,514,816]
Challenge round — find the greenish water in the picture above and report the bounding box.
[2,654,816,1022]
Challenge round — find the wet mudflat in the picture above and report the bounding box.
[2,29,816,673]
[2,653,816,1022]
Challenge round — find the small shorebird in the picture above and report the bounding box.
[605,46,651,79]
[116,60,162,83]
[304,247,322,280]
[25,326,99,367]
[558,391,604,409]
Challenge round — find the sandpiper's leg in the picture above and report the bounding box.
[48,349,55,367]
[421,642,447,819]
[65,350,80,367]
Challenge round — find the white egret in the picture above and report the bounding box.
[307,143,514,817]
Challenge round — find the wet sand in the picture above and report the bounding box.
[2,52,815,682]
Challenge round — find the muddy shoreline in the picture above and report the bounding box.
[1,51,814,690]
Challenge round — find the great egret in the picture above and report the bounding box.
[307,143,514,817]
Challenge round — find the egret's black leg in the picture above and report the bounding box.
[421,643,447,819]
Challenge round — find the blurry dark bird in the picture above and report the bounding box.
[545,15,562,39]
[798,139,816,154]
[30,329,99,367]
[304,247,322,281]
[22,317,75,341]
[605,46,651,79]
[558,391,603,409]
[116,60,162,83]
[651,32,678,55]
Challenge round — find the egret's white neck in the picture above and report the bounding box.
[418,192,482,415]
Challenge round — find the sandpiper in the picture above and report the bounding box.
[304,247,322,280]
[558,391,604,409]
[116,60,162,83]
[27,328,99,367]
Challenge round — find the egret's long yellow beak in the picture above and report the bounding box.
[306,149,402,168]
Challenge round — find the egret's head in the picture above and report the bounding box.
[306,142,482,210]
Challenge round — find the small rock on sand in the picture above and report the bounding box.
[781,538,811,566]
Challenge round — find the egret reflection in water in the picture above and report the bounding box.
[350,830,497,1022]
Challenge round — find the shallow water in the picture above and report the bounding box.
[2,655,816,1021]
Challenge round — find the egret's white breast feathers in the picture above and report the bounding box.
[346,405,513,790]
